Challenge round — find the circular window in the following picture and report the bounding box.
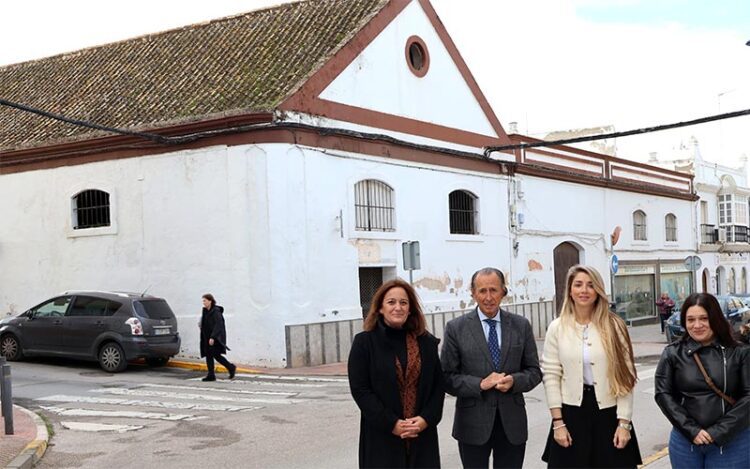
[405,36,429,77]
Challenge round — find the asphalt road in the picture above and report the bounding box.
[9,356,671,468]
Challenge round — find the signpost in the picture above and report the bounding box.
[402,241,421,284]
[609,255,620,318]
[684,255,702,294]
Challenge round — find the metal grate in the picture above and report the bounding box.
[73,189,110,229]
[633,210,647,240]
[449,190,477,234]
[358,267,383,318]
[354,180,395,232]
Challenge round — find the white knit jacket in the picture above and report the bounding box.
[541,317,634,421]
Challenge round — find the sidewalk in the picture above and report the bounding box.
[0,405,49,469]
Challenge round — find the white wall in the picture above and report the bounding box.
[0,142,510,366]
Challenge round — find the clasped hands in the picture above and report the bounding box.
[480,372,514,392]
[392,416,428,439]
[693,429,713,445]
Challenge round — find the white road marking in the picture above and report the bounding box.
[91,387,305,405]
[638,368,657,380]
[40,405,195,421]
[186,377,327,388]
[61,421,144,433]
[36,394,262,412]
[244,374,348,384]
[141,383,298,397]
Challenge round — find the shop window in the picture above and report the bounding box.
[665,213,677,242]
[633,210,647,241]
[614,273,655,320]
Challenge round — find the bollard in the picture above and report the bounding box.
[0,356,5,418]
[1,363,12,435]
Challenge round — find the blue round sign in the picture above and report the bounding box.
[610,255,619,274]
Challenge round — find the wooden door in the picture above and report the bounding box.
[554,243,580,314]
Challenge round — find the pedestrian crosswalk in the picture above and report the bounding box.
[35,372,349,433]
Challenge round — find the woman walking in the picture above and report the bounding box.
[348,278,444,468]
[654,292,749,468]
[200,293,236,381]
[541,265,641,468]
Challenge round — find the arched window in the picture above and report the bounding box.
[72,189,111,230]
[449,190,478,234]
[633,210,647,241]
[354,180,395,232]
[741,267,747,294]
[665,213,677,242]
[729,267,737,294]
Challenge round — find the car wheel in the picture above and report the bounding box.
[146,357,169,367]
[99,342,127,373]
[0,334,23,361]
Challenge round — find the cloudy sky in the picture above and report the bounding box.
[2,0,749,166]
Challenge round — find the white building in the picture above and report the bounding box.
[652,140,750,297]
[0,0,696,367]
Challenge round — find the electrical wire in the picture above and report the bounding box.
[484,108,750,155]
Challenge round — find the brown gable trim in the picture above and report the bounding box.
[0,123,501,177]
[515,164,698,202]
[524,148,606,171]
[279,0,510,148]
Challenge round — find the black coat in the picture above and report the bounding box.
[348,322,445,468]
[200,305,228,357]
[655,338,750,446]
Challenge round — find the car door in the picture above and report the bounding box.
[64,296,122,356]
[22,296,72,352]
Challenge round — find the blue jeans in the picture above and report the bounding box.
[669,428,750,469]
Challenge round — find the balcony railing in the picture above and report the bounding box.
[727,225,749,243]
[701,224,717,244]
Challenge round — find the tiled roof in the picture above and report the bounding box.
[0,0,387,152]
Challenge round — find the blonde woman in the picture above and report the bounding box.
[541,265,641,468]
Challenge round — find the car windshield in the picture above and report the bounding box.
[133,300,175,320]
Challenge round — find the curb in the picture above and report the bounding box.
[640,446,669,467]
[167,360,260,375]
[6,406,49,469]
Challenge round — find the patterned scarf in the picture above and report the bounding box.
[395,332,422,419]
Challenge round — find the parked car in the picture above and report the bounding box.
[665,295,750,343]
[0,291,180,372]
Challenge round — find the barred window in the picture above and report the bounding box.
[449,190,478,234]
[73,189,110,230]
[354,180,395,232]
[665,213,677,242]
[633,210,647,241]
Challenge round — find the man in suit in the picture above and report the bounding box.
[441,267,542,468]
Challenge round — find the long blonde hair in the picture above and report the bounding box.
[559,265,637,396]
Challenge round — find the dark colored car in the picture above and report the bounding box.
[0,291,180,372]
[665,295,750,343]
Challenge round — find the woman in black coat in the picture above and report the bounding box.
[348,279,445,468]
[200,293,236,382]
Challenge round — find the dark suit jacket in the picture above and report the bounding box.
[441,308,541,446]
[348,321,445,468]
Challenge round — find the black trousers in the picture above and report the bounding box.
[459,412,525,469]
[205,349,233,377]
[542,385,642,468]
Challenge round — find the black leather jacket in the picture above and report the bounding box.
[654,338,749,446]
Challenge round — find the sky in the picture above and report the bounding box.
[2,0,749,167]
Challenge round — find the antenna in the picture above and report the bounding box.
[141,285,152,297]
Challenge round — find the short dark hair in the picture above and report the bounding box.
[202,293,216,309]
[679,293,738,347]
[362,278,427,335]
[470,267,507,295]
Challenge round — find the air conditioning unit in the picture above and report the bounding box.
[717,227,727,243]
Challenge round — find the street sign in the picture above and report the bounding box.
[683,255,702,271]
[402,241,421,271]
[610,255,619,274]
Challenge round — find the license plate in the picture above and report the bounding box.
[154,328,170,336]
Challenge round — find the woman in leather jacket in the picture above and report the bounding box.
[654,293,749,468]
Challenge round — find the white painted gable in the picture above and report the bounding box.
[319,0,499,138]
